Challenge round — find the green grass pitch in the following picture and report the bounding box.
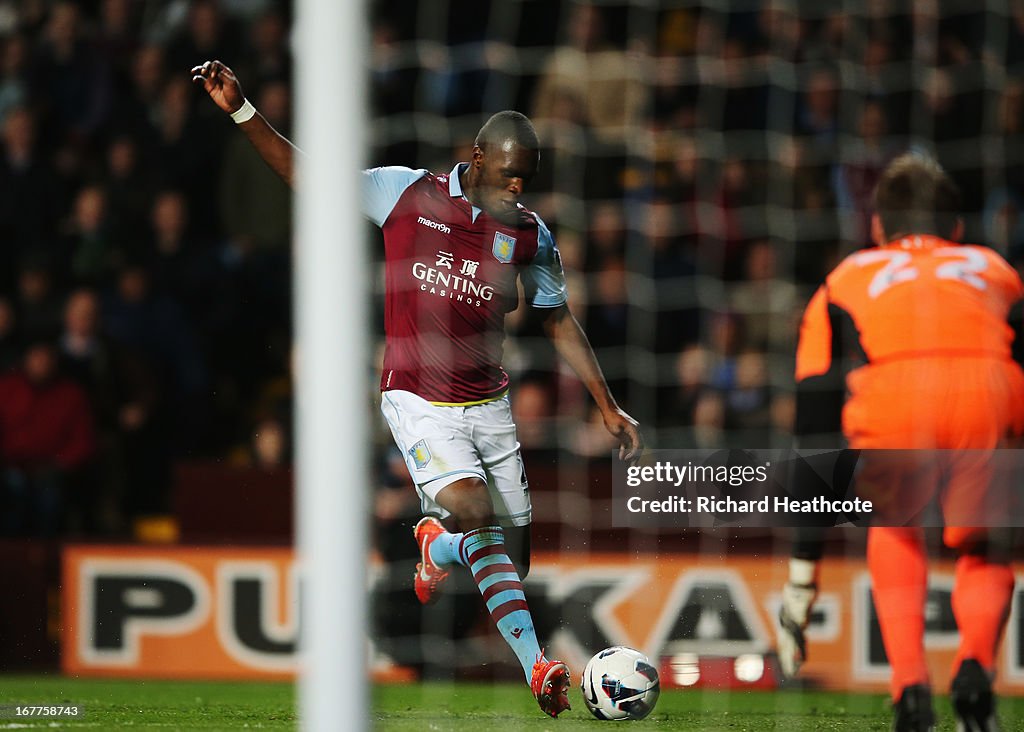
[1,677,1022,730]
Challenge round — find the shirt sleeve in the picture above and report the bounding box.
[794,284,858,444]
[794,285,833,382]
[361,166,427,227]
[523,214,568,308]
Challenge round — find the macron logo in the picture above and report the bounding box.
[418,216,451,234]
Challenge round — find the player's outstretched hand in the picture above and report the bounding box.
[603,408,643,464]
[191,60,245,115]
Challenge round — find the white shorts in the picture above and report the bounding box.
[380,389,531,527]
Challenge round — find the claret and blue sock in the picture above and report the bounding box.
[430,525,542,680]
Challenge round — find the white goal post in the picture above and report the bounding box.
[295,0,369,730]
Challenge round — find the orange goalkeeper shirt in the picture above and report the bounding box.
[794,234,1024,448]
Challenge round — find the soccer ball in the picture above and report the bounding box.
[580,646,661,721]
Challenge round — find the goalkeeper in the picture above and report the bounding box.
[777,153,1024,732]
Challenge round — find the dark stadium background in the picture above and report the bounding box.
[1,0,1023,691]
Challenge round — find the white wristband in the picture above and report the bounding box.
[230,99,256,124]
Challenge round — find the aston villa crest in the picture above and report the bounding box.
[492,232,516,263]
[409,439,432,469]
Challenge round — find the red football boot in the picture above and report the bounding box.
[413,516,450,605]
[531,657,571,718]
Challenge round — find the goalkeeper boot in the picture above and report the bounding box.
[777,581,817,678]
[892,684,936,732]
[531,657,571,718]
[413,516,450,605]
[951,659,1000,732]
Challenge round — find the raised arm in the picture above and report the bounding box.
[191,60,300,187]
[540,304,643,462]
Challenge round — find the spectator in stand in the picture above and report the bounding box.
[29,2,111,141]
[0,297,20,373]
[230,415,289,470]
[56,288,109,528]
[93,0,141,86]
[14,258,62,341]
[691,391,727,448]
[219,79,292,254]
[730,239,799,351]
[707,158,756,279]
[803,11,861,67]
[834,99,895,245]
[861,36,911,138]
[1006,1,1024,71]
[102,262,207,448]
[796,67,840,160]
[510,379,555,452]
[147,190,218,324]
[60,287,156,411]
[531,2,644,146]
[726,348,772,436]
[642,197,698,351]
[55,290,101,390]
[529,84,594,206]
[147,187,266,450]
[0,107,62,289]
[59,287,164,533]
[753,3,803,63]
[716,36,769,133]
[662,344,710,428]
[251,417,288,469]
[706,310,744,394]
[996,80,1024,194]
[166,0,242,83]
[983,187,1024,262]
[649,15,699,130]
[771,390,796,440]
[104,135,154,248]
[66,184,118,284]
[419,2,499,118]
[368,18,418,119]
[664,134,700,224]
[779,137,841,285]
[936,27,986,154]
[584,257,629,402]
[585,202,627,271]
[236,8,291,89]
[0,32,30,122]
[110,44,166,140]
[80,270,177,522]
[572,404,622,458]
[154,76,219,226]
[0,340,95,536]
[918,68,959,145]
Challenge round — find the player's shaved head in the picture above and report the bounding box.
[874,152,961,239]
[463,110,540,225]
[475,111,539,153]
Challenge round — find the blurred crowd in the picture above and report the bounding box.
[368,0,1024,458]
[0,0,293,535]
[2,0,1024,536]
